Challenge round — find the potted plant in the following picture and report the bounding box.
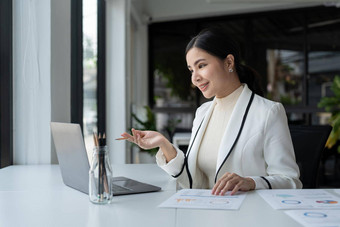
[318,75,340,153]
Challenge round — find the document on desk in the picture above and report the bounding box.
[334,189,340,196]
[285,210,340,227]
[257,189,340,210]
[158,189,247,210]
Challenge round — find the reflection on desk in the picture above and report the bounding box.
[0,164,335,227]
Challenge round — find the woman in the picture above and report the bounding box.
[119,27,302,195]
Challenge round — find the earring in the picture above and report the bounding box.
[229,68,233,73]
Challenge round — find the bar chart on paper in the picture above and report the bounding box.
[159,189,247,210]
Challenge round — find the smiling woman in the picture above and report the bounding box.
[186,48,240,99]
[119,27,302,194]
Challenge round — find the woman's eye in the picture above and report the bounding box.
[198,64,206,69]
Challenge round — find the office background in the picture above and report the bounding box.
[1,0,340,186]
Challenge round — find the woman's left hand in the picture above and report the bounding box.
[212,172,255,196]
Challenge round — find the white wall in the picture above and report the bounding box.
[13,0,71,164]
[13,0,52,164]
[106,0,129,164]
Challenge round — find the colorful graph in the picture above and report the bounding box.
[315,200,338,204]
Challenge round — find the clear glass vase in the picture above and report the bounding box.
[89,146,113,204]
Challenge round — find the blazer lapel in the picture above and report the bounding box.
[216,84,253,172]
[187,98,216,179]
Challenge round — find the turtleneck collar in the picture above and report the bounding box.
[215,84,244,106]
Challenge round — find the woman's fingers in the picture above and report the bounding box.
[212,173,233,195]
[117,130,162,150]
[212,173,254,196]
[136,133,142,146]
[131,128,137,140]
[230,182,243,195]
[118,131,137,143]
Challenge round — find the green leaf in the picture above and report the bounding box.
[318,75,340,151]
[331,75,340,97]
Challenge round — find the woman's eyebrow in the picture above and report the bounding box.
[187,58,205,69]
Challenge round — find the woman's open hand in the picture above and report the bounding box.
[120,129,165,150]
[212,172,255,196]
[118,128,177,162]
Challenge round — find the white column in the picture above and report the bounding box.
[13,0,51,164]
[106,0,129,164]
[133,24,148,107]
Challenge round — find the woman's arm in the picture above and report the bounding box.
[260,103,302,189]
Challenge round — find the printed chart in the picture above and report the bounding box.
[257,189,340,210]
[159,189,247,210]
[285,210,340,227]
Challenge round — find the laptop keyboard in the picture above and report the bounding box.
[112,183,133,193]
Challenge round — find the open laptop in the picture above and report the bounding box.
[51,122,161,196]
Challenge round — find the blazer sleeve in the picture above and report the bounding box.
[156,142,193,189]
[155,145,185,176]
[254,103,302,189]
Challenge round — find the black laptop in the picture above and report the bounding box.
[51,122,161,195]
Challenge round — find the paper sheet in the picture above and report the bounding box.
[285,210,340,227]
[334,189,340,196]
[159,189,247,210]
[257,189,340,210]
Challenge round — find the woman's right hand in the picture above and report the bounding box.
[120,129,165,150]
[119,128,177,162]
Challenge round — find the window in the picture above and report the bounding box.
[149,6,340,133]
[71,0,106,153]
[83,0,98,150]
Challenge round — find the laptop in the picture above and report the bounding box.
[51,122,161,196]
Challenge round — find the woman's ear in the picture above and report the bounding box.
[224,54,235,70]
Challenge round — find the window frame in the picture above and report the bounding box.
[71,0,84,128]
[0,0,13,168]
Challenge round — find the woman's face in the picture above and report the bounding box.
[186,47,233,99]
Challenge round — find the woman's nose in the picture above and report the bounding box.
[192,71,201,84]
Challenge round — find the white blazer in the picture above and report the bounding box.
[156,84,302,189]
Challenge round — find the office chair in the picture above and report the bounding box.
[289,124,332,188]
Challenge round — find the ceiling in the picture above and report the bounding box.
[132,0,340,23]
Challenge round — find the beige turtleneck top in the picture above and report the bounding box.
[197,85,243,188]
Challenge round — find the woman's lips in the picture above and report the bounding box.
[199,82,209,92]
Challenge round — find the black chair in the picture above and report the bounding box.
[289,124,332,188]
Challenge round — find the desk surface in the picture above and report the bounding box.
[0,164,326,227]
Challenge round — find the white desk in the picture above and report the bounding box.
[0,164,330,227]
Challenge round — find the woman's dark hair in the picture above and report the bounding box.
[186,27,263,96]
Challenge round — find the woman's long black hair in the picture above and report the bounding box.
[186,27,263,96]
